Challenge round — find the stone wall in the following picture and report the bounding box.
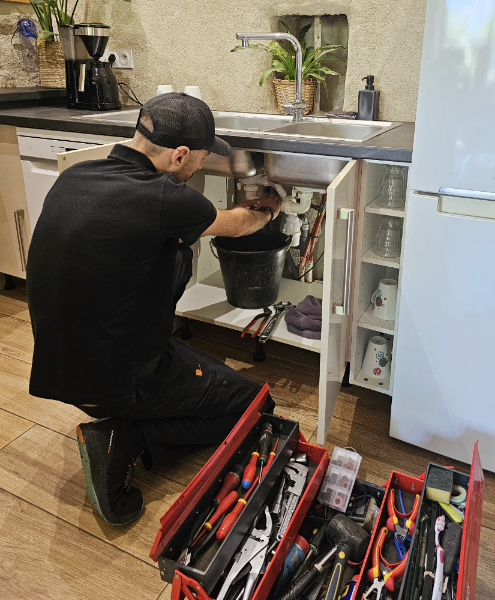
[0,10,39,87]
[0,1,86,88]
[85,0,427,122]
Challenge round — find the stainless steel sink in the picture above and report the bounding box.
[213,112,291,131]
[266,118,400,142]
[72,108,141,125]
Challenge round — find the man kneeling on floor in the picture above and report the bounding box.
[26,93,281,525]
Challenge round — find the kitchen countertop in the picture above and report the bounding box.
[0,103,414,162]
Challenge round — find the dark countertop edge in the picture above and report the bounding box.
[217,133,413,163]
[0,110,413,163]
[0,87,66,102]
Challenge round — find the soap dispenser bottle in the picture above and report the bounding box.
[357,75,380,120]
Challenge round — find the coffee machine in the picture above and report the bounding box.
[59,24,121,111]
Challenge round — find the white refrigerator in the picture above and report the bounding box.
[391,0,495,470]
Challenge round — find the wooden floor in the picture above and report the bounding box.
[0,284,493,599]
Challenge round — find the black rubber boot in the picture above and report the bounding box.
[76,417,144,526]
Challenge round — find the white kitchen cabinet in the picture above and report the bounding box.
[348,159,409,396]
[0,125,31,279]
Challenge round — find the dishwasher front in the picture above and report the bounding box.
[16,128,126,234]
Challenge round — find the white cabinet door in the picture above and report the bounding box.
[317,160,358,444]
[392,192,495,470]
[57,139,132,173]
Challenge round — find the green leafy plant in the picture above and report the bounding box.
[232,21,346,94]
[30,0,131,44]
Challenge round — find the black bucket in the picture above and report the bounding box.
[212,230,291,309]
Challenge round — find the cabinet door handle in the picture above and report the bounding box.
[334,208,355,316]
[439,187,495,202]
[14,209,27,272]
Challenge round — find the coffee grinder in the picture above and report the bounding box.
[59,24,121,110]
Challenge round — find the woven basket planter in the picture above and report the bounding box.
[273,78,317,116]
[37,41,65,88]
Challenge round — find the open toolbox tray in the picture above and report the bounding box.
[354,443,484,600]
[397,443,484,600]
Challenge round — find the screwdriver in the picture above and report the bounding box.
[213,464,243,507]
[263,437,279,479]
[216,474,259,542]
[258,422,273,479]
[242,450,259,489]
[192,490,238,547]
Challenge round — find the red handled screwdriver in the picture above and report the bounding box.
[216,475,259,542]
[263,437,279,479]
[213,464,243,507]
[242,451,260,489]
[258,422,273,479]
[192,490,238,547]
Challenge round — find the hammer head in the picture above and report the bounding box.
[326,513,370,562]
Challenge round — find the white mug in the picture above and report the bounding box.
[362,336,392,379]
[184,86,202,100]
[157,85,174,95]
[371,279,397,321]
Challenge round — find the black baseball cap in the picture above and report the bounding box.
[136,92,232,157]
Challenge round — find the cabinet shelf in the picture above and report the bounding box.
[353,368,391,395]
[176,274,323,353]
[365,197,405,218]
[358,303,395,335]
[361,247,401,268]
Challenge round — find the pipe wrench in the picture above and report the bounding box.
[216,506,273,600]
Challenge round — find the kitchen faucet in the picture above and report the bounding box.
[235,33,306,122]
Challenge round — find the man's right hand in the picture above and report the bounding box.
[238,193,283,220]
[201,193,283,238]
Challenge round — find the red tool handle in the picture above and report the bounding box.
[384,552,409,592]
[265,438,279,472]
[216,499,247,542]
[367,527,388,582]
[202,490,238,533]
[404,494,421,535]
[242,451,259,489]
[386,489,399,531]
[213,464,243,505]
[216,475,259,542]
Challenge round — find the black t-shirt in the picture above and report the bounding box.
[27,144,216,406]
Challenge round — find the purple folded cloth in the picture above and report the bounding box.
[284,295,322,340]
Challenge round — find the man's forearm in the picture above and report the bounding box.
[226,206,272,237]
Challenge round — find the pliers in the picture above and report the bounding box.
[364,526,408,599]
[241,308,272,338]
[386,489,420,541]
[216,506,273,600]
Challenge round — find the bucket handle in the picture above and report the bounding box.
[210,240,219,259]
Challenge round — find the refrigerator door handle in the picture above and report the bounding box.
[439,187,495,202]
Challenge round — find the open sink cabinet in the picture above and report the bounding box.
[16,131,410,446]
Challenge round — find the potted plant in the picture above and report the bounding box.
[29,0,82,87]
[232,22,346,115]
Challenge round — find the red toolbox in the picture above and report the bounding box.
[150,384,484,600]
[150,384,329,598]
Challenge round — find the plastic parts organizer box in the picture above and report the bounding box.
[317,447,362,511]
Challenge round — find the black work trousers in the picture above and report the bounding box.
[80,244,274,469]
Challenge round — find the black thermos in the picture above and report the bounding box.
[357,75,380,120]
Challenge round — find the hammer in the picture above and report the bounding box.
[323,513,370,600]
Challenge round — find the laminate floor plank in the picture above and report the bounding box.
[157,585,171,600]
[0,425,184,565]
[0,489,166,600]
[0,407,33,449]
[476,525,495,599]
[0,353,82,437]
[0,313,33,363]
[0,288,30,322]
